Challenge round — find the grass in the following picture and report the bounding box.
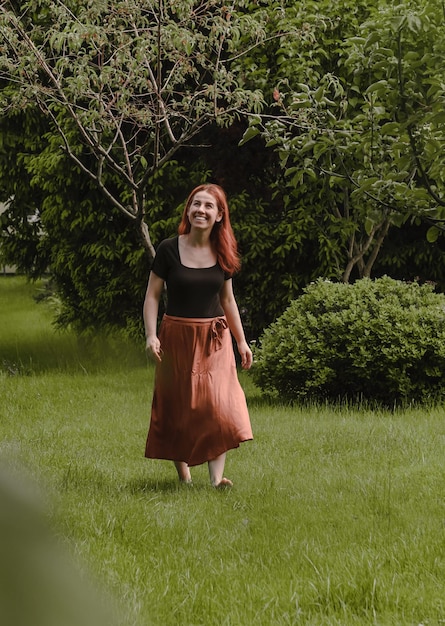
[1,275,445,625]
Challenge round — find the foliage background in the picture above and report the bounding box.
[1,0,445,338]
[252,276,445,404]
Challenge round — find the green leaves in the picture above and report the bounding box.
[0,0,270,215]
[252,277,445,404]
[251,0,445,282]
[426,226,440,243]
[365,80,389,96]
[238,125,261,146]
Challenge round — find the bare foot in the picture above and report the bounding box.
[214,477,233,489]
[179,478,193,485]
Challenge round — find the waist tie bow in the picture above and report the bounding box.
[209,317,228,354]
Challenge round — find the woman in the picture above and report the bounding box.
[144,184,253,488]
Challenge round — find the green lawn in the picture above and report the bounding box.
[1,276,444,625]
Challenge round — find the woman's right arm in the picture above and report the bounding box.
[143,272,165,362]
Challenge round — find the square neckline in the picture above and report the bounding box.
[176,235,218,270]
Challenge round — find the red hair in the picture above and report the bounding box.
[178,184,241,275]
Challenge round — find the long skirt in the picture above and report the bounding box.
[145,315,253,466]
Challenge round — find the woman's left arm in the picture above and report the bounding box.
[220,279,252,370]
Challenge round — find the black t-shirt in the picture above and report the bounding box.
[151,237,230,318]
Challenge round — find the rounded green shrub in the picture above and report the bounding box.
[251,276,445,404]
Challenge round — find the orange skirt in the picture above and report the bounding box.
[145,315,253,466]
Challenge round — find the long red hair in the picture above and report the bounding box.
[178,184,241,275]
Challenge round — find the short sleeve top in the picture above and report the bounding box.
[151,236,230,318]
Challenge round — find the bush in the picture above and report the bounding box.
[251,276,445,404]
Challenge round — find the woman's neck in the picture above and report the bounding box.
[184,230,211,248]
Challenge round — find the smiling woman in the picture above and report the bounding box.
[143,184,253,488]
[186,190,221,235]
[178,183,241,275]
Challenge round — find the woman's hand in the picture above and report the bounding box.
[237,340,253,370]
[143,272,164,363]
[146,335,163,363]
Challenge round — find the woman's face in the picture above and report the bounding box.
[187,190,222,231]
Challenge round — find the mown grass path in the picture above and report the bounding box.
[1,277,444,625]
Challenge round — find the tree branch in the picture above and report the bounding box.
[395,27,445,208]
[362,218,390,277]
[342,217,387,283]
[46,106,138,221]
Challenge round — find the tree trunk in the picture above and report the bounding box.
[138,220,156,260]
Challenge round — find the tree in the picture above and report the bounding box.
[0,0,266,256]
[241,0,445,282]
[0,0,272,332]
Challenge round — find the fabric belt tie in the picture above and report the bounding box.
[209,317,228,354]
